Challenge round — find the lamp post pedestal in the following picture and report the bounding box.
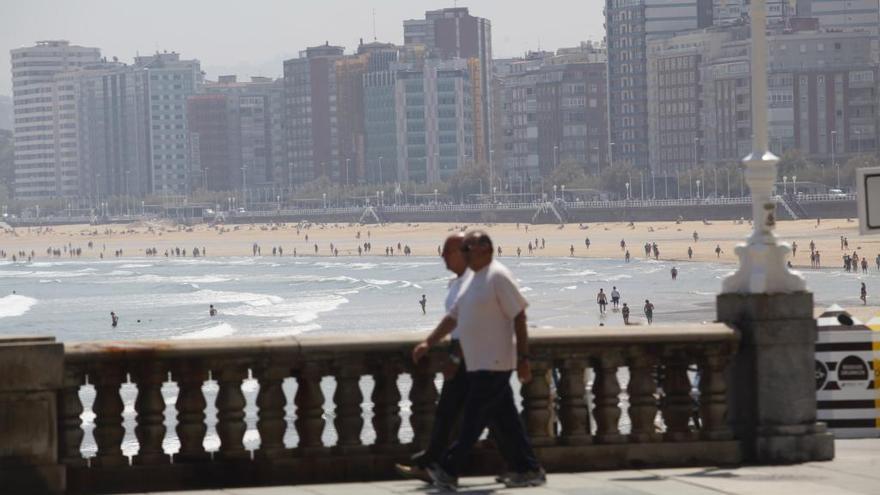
[722,153,805,294]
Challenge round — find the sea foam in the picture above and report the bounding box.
[0,294,38,318]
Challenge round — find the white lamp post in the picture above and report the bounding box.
[792,175,797,196]
[782,176,788,195]
[561,184,566,202]
[696,179,701,199]
[723,0,805,294]
[625,182,630,200]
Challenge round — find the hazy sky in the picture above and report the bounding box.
[1,0,605,95]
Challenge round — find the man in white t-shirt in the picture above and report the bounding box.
[413,231,545,490]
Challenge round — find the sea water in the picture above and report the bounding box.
[0,256,870,457]
[0,255,871,340]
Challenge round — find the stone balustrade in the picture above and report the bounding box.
[54,324,739,494]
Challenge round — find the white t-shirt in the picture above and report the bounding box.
[448,260,529,371]
[445,270,472,340]
[611,289,620,299]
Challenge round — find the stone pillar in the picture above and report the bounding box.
[0,337,66,494]
[717,293,834,463]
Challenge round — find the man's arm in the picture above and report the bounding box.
[514,310,532,383]
[412,315,457,363]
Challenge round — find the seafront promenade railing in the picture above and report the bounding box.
[57,325,740,494]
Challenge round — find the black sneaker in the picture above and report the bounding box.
[495,472,515,484]
[503,468,547,488]
[426,462,459,491]
[394,463,432,483]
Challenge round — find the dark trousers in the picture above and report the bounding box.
[412,360,469,468]
[440,371,540,477]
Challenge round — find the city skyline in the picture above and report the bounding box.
[0,0,605,96]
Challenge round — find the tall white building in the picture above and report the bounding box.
[10,40,100,200]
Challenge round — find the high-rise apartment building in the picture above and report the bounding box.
[648,24,879,171]
[404,8,493,165]
[202,76,287,192]
[187,94,239,192]
[363,43,402,184]
[499,47,609,182]
[797,0,880,34]
[134,52,202,196]
[10,40,101,199]
[283,44,346,185]
[606,1,713,171]
[393,59,475,183]
[713,0,794,26]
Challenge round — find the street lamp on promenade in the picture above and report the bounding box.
[722,0,805,294]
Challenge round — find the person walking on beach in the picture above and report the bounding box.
[419,295,427,315]
[644,300,654,325]
[621,303,630,325]
[411,231,545,489]
[860,283,867,305]
[209,305,217,317]
[597,289,608,314]
[792,241,797,258]
[610,287,621,310]
[688,246,693,259]
[715,245,723,258]
[110,311,119,328]
[862,257,868,274]
[671,266,678,280]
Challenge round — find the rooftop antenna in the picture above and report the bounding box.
[372,8,377,41]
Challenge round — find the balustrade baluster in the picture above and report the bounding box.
[521,359,554,446]
[58,366,86,466]
[627,353,660,443]
[294,362,326,452]
[592,354,624,444]
[408,359,438,449]
[557,359,591,445]
[173,363,209,462]
[256,365,288,459]
[91,366,127,467]
[371,361,401,450]
[699,353,733,440]
[215,364,249,460]
[333,363,365,451]
[133,363,169,465]
[662,359,697,441]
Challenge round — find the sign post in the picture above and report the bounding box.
[856,167,880,235]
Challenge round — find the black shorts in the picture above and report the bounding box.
[612,297,620,303]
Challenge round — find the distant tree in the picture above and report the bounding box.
[448,163,489,202]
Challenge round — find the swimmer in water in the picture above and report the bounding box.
[111,311,119,328]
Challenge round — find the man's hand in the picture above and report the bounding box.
[442,358,460,379]
[412,341,430,364]
[517,359,532,383]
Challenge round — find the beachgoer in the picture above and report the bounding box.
[570,245,574,257]
[610,287,620,309]
[861,283,867,305]
[419,294,427,315]
[111,311,119,328]
[411,231,545,489]
[621,303,630,325]
[688,246,693,259]
[597,289,608,314]
[209,305,217,317]
[671,266,678,280]
[644,300,654,325]
[715,245,722,258]
[693,231,699,242]
[792,241,797,257]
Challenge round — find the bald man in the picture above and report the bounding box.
[396,233,472,481]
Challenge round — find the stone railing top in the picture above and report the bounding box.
[64,324,737,365]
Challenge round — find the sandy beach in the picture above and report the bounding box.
[2,218,879,269]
